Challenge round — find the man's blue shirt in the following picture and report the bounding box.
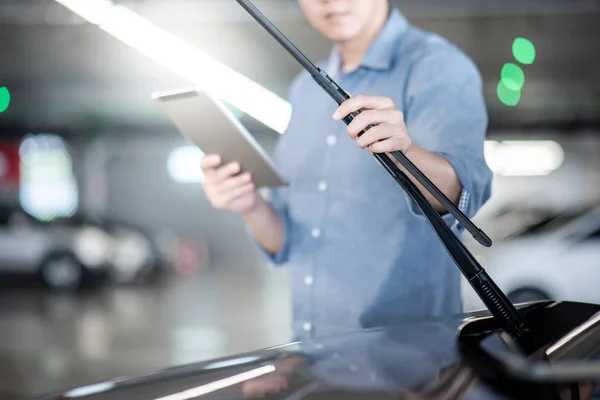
[256,7,492,341]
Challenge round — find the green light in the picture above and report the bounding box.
[501,63,525,91]
[497,80,521,107]
[0,87,10,113]
[512,38,536,65]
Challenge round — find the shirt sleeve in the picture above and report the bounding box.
[250,185,292,266]
[401,46,493,232]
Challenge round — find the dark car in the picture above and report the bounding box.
[33,300,600,400]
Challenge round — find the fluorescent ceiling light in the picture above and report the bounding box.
[484,140,565,176]
[55,0,292,134]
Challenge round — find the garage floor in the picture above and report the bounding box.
[0,264,292,399]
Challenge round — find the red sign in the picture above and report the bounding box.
[0,140,21,187]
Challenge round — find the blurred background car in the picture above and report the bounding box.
[0,203,112,291]
[463,205,600,310]
[0,202,179,291]
[55,213,176,284]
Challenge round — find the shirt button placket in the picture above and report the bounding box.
[307,227,320,337]
[307,137,332,340]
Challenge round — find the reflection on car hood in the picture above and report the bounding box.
[34,312,515,400]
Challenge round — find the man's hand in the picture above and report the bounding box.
[333,94,463,212]
[201,154,285,256]
[201,154,260,214]
[333,94,412,154]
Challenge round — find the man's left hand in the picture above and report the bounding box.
[333,94,412,154]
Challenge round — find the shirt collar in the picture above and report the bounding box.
[327,6,410,76]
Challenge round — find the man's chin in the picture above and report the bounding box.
[320,27,359,43]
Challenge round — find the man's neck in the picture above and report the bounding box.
[338,5,390,73]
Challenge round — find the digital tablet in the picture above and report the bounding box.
[152,88,287,188]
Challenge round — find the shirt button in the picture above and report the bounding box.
[303,322,312,332]
[304,276,313,285]
[318,181,328,192]
[326,135,337,146]
[311,228,321,238]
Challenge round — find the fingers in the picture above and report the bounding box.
[217,172,252,194]
[355,123,411,154]
[215,161,241,182]
[201,154,241,182]
[333,94,395,121]
[223,182,256,203]
[346,109,404,139]
[368,135,412,154]
[210,182,256,210]
[354,124,412,154]
[201,154,258,210]
[201,154,223,183]
[201,154,222,172]
[356,125,394,149]
[202,158,243,185]
[328,94,411,154]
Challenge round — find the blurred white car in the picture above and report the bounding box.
[462,206,600,311]
[0,205,112,291]
[0,204,165,290]
[56,214,162,284]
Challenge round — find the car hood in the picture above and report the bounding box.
[29,312,502,400]
[32,301,600,400]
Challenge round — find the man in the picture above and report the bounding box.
[201,0,492,341]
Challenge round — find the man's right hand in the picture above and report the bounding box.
[201,153,285,257]
[201,154,260,214]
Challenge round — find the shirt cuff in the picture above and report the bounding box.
[402,153,471,233]
[249,206,292,266]
[403,187,470,235]
[453,189,471,232]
